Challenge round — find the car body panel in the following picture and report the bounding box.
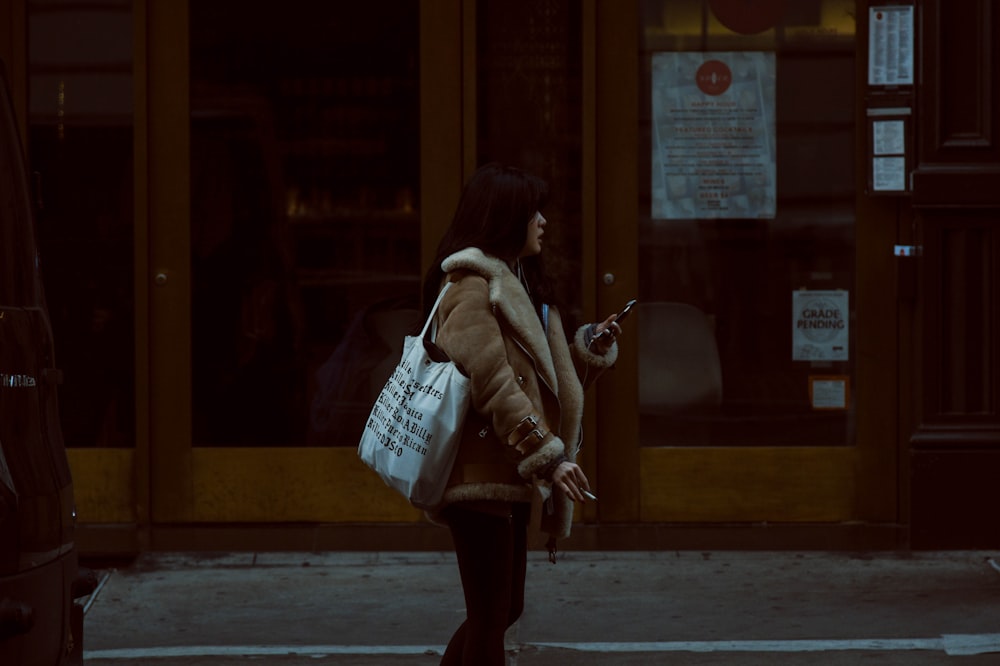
[0,59,81,665]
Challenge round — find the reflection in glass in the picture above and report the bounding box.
[28,0,136,447]
[476,0,583,321]
[190,1,420,446]
[639,0,857,446]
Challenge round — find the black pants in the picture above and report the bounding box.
[441,502,531,666]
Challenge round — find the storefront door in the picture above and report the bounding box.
[592,1,899,533]
[144,0,434,526]
[11,0,906,546]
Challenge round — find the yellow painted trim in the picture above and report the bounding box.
[640,447,857,522]
[190,448,424,522]
[133,0,152,531]
[147,0,193,522]
[67,449,136,524]
[594,0,641,521]
[420,0,464,276]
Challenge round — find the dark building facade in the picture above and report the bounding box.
[0,0,996,553]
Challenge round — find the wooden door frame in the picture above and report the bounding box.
[592,0,900,533]
[593,0,641,522]
[147,0,192,523]
[144,0,470,527]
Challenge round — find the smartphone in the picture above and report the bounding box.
[598,298,637,338]
[614,299,638,325]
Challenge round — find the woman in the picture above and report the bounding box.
[425,163,621,665]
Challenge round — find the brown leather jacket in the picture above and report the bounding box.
[431,248,617,540]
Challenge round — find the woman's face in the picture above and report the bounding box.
[519,211,546,257]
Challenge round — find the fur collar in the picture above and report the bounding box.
[441,247,558,391]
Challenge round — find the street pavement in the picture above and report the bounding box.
[80,550,1000,665]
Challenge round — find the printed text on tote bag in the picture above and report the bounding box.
[366,359,443,457]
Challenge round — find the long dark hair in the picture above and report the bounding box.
[422,163,554,317]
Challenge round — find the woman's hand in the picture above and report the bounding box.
[550,461,593,502]
[588,314,622,355]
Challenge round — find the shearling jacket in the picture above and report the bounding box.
[431,247,618,541]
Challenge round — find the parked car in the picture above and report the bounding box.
[0,59,91,665]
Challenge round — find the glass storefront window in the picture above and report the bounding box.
[189,1,420,446]
[476,0,584,321]
[28,0,136,447]
[639,0,857,446]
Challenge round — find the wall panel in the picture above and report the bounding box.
[909,0,1000,547]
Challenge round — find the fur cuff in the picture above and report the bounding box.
[440,482,534,506]
[516,437,566,480]
[573,324,619,368]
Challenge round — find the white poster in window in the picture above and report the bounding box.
[651,52,776,220]
[872,156,906,191]
[868,6,914,86]
[873,119,905,155]
[792,290,849,361]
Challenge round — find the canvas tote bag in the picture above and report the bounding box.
[358,282,470,509]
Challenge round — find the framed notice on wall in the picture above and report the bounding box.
[651,52,776,220]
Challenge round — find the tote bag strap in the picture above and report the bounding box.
[421,281,454,342]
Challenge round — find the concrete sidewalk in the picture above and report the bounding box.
[80,550,1000,664]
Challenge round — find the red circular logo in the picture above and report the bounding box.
[696,60,733,96]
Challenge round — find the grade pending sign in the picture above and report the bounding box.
[792,290,849,361]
